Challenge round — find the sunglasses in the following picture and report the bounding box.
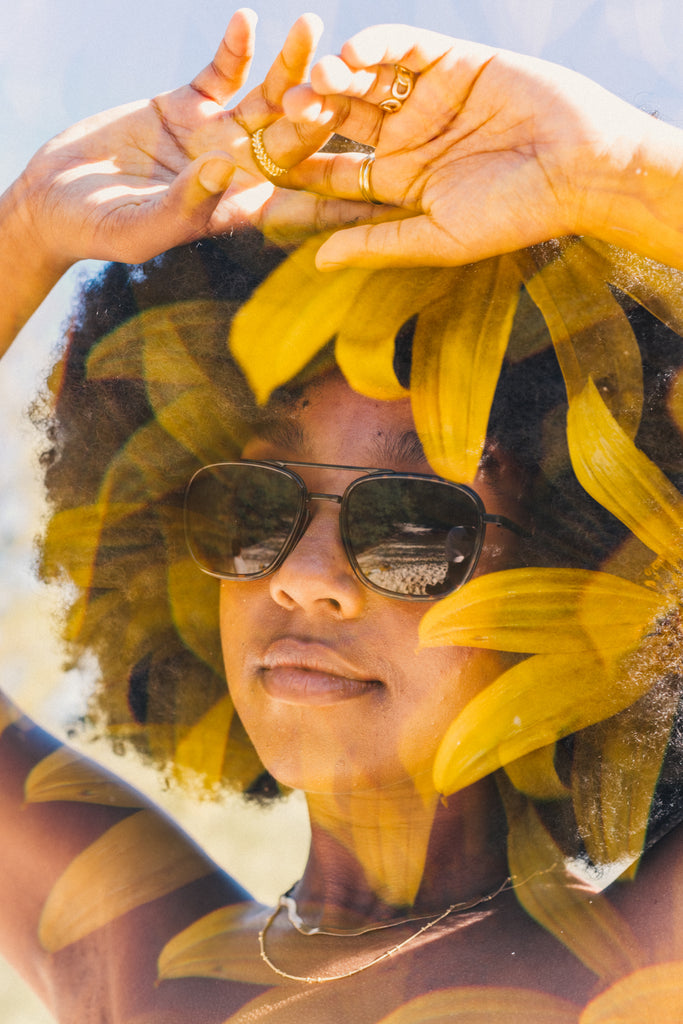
[184,460,530,601]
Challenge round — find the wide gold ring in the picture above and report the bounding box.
[251,128,287,179]
[378,65,415,113]
[358,155,382,205]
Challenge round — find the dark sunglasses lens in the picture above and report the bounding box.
[185,464,302,577]
[345,478,480,597]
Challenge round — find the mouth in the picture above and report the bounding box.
[259,639,382,705]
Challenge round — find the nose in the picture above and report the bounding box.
[268,497,366,618]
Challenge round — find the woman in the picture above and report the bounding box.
[1,10,682,1022]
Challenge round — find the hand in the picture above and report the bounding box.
[282,25,672,269]
[9,10,370,269]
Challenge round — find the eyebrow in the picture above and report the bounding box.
[252,417,305,451]
[251,420,427,467]
[370,429,428,466]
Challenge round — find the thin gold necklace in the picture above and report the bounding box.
[258,876,511,984]
[280,887,457,937]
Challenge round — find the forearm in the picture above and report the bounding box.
[578,112,683,270]
[0,178,73,358]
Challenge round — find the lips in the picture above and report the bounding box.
[259,639,381,705]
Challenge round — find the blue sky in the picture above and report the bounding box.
[2,0,682,194]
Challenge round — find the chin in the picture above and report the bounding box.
[255,741,439,798]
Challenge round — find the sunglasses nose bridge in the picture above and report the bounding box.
[288,492,343,551]
[306,491,343,506]
[299,491,344,540]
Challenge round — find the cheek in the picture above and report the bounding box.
[218,580,260,683]
[398,643,518,738]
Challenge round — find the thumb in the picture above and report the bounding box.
[196,154,236,195]
[315,216,454,270]
[159,151,236,235]
[112,154,237,261]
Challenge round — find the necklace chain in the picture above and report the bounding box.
[258,876,512,984]
[281,888,458,937]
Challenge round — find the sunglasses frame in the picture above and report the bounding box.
[184,460,530,601]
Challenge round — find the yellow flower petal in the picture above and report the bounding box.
[375,986,580,1022]
[174,694,234,788]
[334,269,461,401]
[86,301,221,387]
[579,962,683,1023]
[519,241,644,438]
[41,502,145,587]
[335,329,407,401]
[433,648,657,796]
[502,784,644,981]
[572,678,680,869]
[101,419,188,505]
[158,903,277,986]
[410,256,521,484]
[153,386,245,464]
[568,379,683,567]
[503,743,570,801]
[25,746,145,808]
[582,239,683,337]
[167,557,222,676]
[230,236,373,404]
[419,567,672,654]
[39,810,214,952]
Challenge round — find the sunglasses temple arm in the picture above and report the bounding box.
[483,514,533,540]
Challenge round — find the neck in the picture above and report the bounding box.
[296,774,508,932]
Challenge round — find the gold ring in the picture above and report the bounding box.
[358,155,382,205]
[379,65,415,113]
[251,128,287,179]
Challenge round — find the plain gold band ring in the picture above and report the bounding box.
[359,155,382,205]
[379,65,415,113]
[251,128,287,179]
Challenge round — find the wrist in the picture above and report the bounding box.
[1,173,75,280]
[573,110,683,269]
[0,176,74,353]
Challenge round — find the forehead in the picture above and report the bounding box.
[245,372,427,469]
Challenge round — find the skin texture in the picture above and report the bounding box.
[285,26,683,270]
[221,372,522,797]
[220,372,523,920]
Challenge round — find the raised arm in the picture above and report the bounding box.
[0,9,375,357]
[280,25,683,270]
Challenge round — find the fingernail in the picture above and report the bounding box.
[199,159,234,194]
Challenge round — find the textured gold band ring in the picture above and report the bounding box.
[251,128,287,178]
[379,65,416,113]
[358,155,382,205]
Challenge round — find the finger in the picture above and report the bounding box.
[310,58,419,116]
[267,91,383,164]
[310,55,381,98]
[256,189,391,242]
[233,13,324,130]
[104,153,237,262]
[195,153,237,195]
[338,25,457,72]
[265,12,324,97]
[314,217,467,270]
[283,85,382,142]
[191,9,258,105]
[240,89,381,183]
[285,152,387,204]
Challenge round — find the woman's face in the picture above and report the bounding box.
[219,372,524,795]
